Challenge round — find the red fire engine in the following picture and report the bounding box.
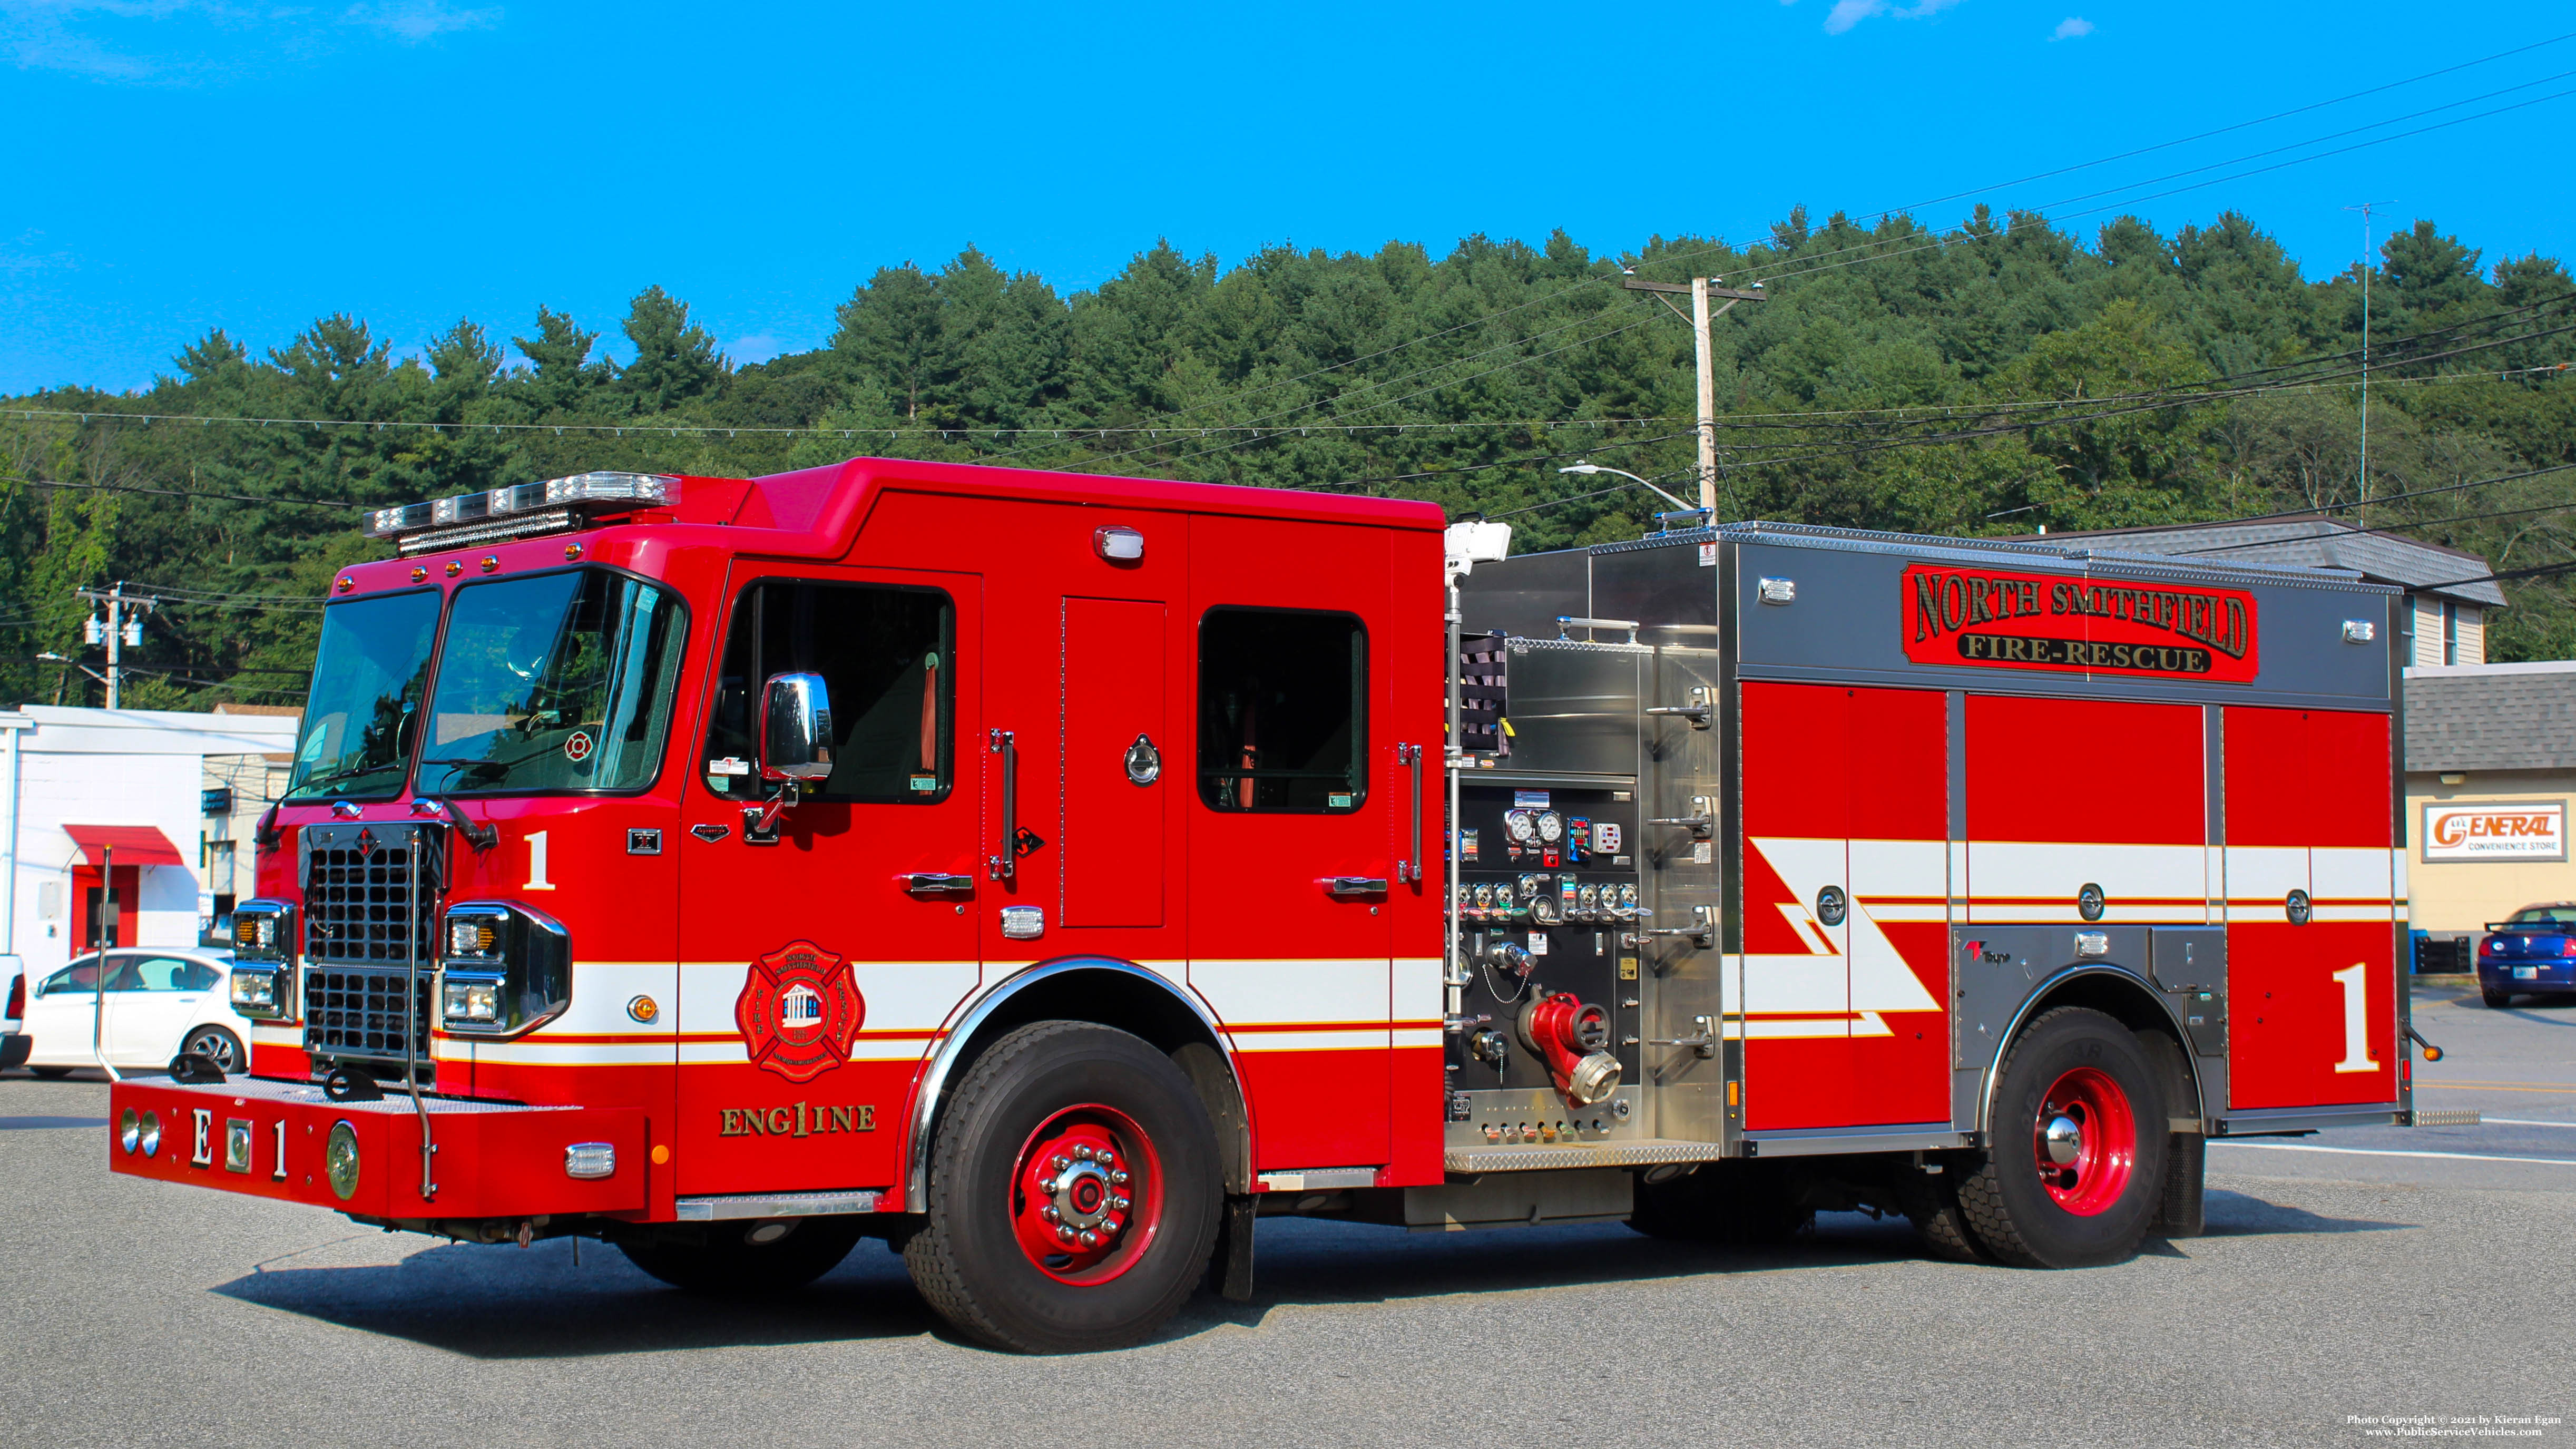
[106,458,2425,1352]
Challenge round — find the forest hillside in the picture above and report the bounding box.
[3,204,2569,707]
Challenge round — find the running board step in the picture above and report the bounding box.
[674,1189,884,1220]
[1443,1138,1729,1174]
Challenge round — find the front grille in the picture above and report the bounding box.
[304,967,432,1062]
[303,824,435,965]
[300,823,438,1070]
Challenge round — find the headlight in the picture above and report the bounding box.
[325,1120,360,1201]
[230,968,277,1011]
[436,901,570,1038]
[442,976,501,1025]
[120,1108,140,1154]
[139,1110,161,1158]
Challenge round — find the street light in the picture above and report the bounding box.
[1558,462,1700,515]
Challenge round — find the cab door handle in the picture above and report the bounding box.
[900,873,975,895]
[1325,876,1388,897]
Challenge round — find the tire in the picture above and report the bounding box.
[180,1025,244,1075]
[1955,1006,2168,1269]
[2483,989,2513,1009]
[1626,1161,1814,1246]
[618,1216,864,1296]
[31,1064,73,1079]
[902,1021,1221,1354]
[1889,1161,1992,1263]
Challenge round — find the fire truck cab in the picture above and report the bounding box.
[106,457,2416,1353]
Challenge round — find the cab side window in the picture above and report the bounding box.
[1197,607,1367,813]
[701,581,955,804]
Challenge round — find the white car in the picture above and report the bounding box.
[21,947,259,1076]
[2,957,25,1071]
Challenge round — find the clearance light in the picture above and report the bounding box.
[443,978,500,1024]
[325,1121,360,1201]
[139,1110,161,1158]
[120,1108,140,1154]
[564,1142,616,1180]
[364,472,678,555]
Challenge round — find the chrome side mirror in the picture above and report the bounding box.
[758,673,834,784]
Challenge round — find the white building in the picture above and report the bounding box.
[0,706,303,986]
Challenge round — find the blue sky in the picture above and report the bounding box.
[3,1,2571,395]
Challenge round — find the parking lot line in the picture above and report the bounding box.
[2213,1142,2576,1167]
[2415,1082,2576,1093]
[2476,1118,2576,1129]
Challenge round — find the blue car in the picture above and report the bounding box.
[2479,903,2576,1007]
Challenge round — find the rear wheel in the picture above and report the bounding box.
[1890,1162,1992,1263]
[2483,988,2514,1009]
[618,1216,864,1296]
[902,1021,1221,1353]
[1955,1006,2168,1269]
[30,1065,73,1079]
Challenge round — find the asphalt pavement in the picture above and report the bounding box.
[3,984,2569,1448]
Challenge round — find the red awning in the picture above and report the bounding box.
[63,824,186,867]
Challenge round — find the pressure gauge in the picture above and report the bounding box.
[1503,810,1539,845]
[1535,811,1565,844]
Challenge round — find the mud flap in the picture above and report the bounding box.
[1215,1193,1257,1301]
[2153,1132,2206,1238]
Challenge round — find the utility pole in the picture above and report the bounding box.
[1624,276,1768,514]
[2344,201,2394,524]
[73,582,156,709]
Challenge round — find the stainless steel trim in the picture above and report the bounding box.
[903,956,1243,1214]
[404,843,435,1201]
[1744,1126,1965,1158]
[1326,876,1388,897]
[1442,1138,1731,1173]
[900,872,976,894]
[674,1189,882,1221]
[1397,743,1423,883]
[1257,1167,1377,1191]
[2411,1109,2481,1127]
[2215,1107,2402,1135]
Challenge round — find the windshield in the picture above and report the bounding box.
[417,569,686,796]
[286,592,442,801]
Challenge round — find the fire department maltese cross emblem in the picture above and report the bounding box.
[734,940,866,1082]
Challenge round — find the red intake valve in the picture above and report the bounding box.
[1519,991,1623,1106]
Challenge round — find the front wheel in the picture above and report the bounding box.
[903,1021,1221,1353]
[1955,1006,2168,1269]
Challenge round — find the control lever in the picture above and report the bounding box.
[1645,905,1716,949]
[1325,876,1388,897]
[900,873,975,895]
[1648,1015,1719,1060]
[1648,796,1717,841]
[1646,686,1714,730]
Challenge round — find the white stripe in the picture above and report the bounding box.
[1390,1027,1443,1049]
[2212,1141,2576,1167]
[442,1040,672,1067]
[2480,1118,2576,1130]
[2313,845,2392,900]
[1968,841,2204,924]
[2224,846,2306,901]
[1191,958,1389,1028]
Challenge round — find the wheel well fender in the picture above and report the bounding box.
[903,957,1250,1212]
[1976,965,2204,1139]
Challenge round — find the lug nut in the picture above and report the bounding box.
[1051,1154,1070,1171]
[1100,1217,1121,1236]
[1075,1146,1095,1161]
[1079,1230,1099,1247]
[1111,1170,1130,1185]
[1110,1194,1131,1211]
[1095,1150,1114,1168]
[1056,1225,1076,1242]
[1039,1177,1059,1195]
[1040,1205,1060,1222]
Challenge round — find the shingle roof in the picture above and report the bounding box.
[2035,516,2507,609]
[2404,663,2576,771]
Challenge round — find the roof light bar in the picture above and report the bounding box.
[365,472,678,544]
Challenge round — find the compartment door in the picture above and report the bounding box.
[2225,707,2397,1109]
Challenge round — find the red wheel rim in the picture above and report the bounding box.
[2032,1066,2136,1216]
[1009,1102,1164,1285]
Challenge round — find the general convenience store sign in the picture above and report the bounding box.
[1902,564,2260,683]
[2422,801,2567,863]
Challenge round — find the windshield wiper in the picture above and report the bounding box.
[286,761,400,796]
[419,739,571,779]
